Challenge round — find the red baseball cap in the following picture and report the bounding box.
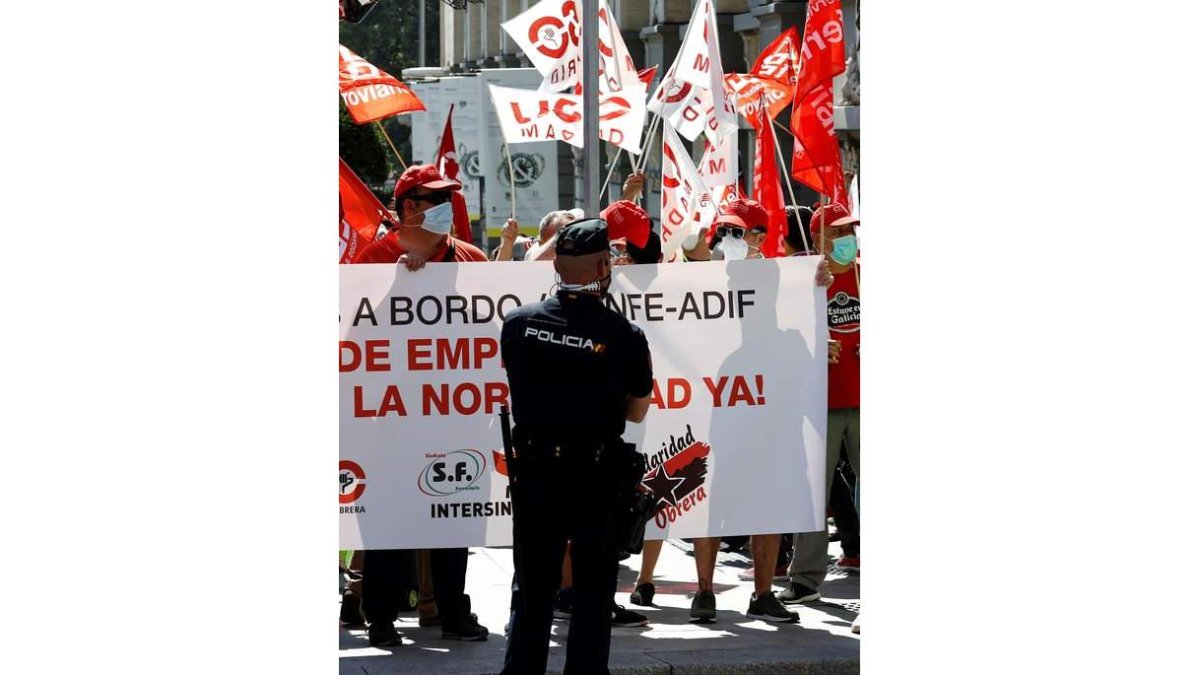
[723,198,769,231]
[393,163,462,200]
[809,203,859,236]
[600,200,651,248]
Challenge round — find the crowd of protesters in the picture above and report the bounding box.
[339,161,861,647]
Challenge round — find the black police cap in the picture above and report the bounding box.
[555,218,609,256]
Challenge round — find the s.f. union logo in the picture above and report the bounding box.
[340,460,366,504]
[418,450,487,497]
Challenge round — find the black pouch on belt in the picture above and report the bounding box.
[604,442,658,555]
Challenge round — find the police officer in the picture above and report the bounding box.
[499,218,653,675]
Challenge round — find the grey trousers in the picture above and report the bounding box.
[788,407,860,590]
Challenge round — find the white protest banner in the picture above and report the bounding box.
[660,124,718,261]
[648,0,737,145]
[488,83,646,154]
[340,258,828,549]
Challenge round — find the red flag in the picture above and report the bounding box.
[722,28,803,129]
[637,66,658,88]
[338,197,363,264]
[790,1,848,207]
[753,106,788,258]
[339,45,426,124]
[436,104,460,181]
[752,27,803,87]
[434,104,474,243]
[339,157,393,255]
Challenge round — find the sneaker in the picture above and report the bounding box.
[778,582,821,604]
[553,587,574,619]
[747,591,800,623]
[630,582,655,606]
[612,604,649,627]
[739,566,790,581]
[835,555,860,571]
[851,614,861,634]
[441,615,489,641]
[689,589,717,621]
[368,622,403,647]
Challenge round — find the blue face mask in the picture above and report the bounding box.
[831,234,857,265]
[418,201,454,235]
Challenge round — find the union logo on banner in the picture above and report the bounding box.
[340,460,367,507]
[641,425,712,529]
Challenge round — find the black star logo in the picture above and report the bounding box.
[643,465,686,507]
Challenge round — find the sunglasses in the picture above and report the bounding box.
[411,191,453,206]
[715,226,746,239]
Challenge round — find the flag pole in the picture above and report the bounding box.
[771,117,797,142]
[637,112,662,174]
[764,104,811,254]
[505,141,517,221]
[375,121,408,170]
[599,147,623,205]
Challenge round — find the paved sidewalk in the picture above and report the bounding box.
[339,538,859,674]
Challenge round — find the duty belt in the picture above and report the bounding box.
[515,436,623,464]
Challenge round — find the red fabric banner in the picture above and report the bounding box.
[338,45,425,124]
[722,28,803,130]
[789,0,848,207]
[435,104,474,243]
[339,158,392,251]
[753,106,788,258]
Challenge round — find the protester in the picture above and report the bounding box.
[499,218,654,674]
[522,208,584,261]
[781,203,861,606]
[493,218,528,262]
[350,164,490,647]
[354,164,488,266]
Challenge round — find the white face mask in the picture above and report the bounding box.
[418,201,454,235]
[715,237,748,261]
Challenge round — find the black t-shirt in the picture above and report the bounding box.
[501,290,653,445]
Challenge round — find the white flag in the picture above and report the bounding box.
[648,0,737,145]
[502,0,580,92]
[660,124,718,261]
[488,84,648,154]
[698,131,738,188]
[505,0,643,96]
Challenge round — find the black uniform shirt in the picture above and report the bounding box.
[501,290,653,445]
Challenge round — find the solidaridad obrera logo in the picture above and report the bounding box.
[418,450,488,497]
[339,460,366,512]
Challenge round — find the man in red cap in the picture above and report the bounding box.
[710,198,770,261]
[350,164,489,647]
[781,202,862,606]
[353,163,487,266]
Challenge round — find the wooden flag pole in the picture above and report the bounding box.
[375,121,408,170]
